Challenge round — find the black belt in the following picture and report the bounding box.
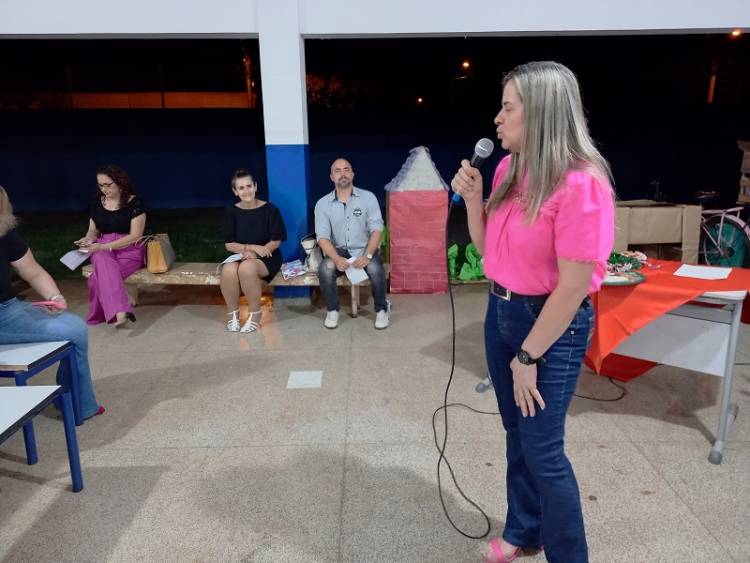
[489,280,549,306]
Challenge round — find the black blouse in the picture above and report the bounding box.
[0,230,29,303]
[223,203,287,245]
[90,196,146,234]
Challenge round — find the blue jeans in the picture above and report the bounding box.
[0,298,100,418]
[318,248,388,312]
[485,292,593,563]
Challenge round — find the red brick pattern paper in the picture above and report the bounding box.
[388,191,448,294]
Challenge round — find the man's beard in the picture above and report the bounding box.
[337,179,351,189]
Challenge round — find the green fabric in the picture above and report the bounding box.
[448,243,484,281]
[459,243,484,281]
[448,243,459,279]
[380,226,389,263]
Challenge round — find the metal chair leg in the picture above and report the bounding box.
[60,391,83,492]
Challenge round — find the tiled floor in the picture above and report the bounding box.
[1,281,748,562]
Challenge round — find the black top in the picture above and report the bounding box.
[223,203,287,245]
[90,196,146,234]
[0,230,30,303]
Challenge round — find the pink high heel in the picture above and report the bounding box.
[84,405,106,420]
[484,538,520,563]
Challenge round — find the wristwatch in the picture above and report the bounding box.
[516,348,544,366]
[365,253,373,260]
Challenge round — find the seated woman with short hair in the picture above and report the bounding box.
[220,169,287,333]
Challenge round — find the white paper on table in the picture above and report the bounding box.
[345,256,369,284]
[221,253,243,265]
[673,264,731,280]
[59,250,90,271]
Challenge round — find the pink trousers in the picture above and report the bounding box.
[87,233,145,325]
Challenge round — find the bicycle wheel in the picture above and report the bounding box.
[701,214,750,267]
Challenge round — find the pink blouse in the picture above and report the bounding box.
[483,156,615,295]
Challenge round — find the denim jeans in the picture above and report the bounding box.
[485,291,593,563]
[318,248,388,312]
[0,298,100,418]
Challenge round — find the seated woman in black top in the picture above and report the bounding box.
[220,169,287,333]
[0,185,103,419]
[74,165,146,328]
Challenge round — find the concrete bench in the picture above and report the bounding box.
[82,262,389,317]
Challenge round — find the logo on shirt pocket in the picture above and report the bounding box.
[353,208,363,217]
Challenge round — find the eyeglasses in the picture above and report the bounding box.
[97,181,115,188]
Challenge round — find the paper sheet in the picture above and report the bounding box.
[345,256,369,284]
[673,264,731,280]
[286,370,323,389]
[59,250,90,271]
[221,253,243,265]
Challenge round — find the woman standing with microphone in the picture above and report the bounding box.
[451,61,615,563]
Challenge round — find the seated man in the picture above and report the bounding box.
[314,158,389,329]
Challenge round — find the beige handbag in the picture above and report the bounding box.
[144,233,176,273]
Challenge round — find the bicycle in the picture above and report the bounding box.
[696,191,750,267]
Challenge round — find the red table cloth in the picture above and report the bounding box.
[585,260,750,381]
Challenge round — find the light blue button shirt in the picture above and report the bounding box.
[314,186,384,256]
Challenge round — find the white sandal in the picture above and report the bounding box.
[240,310,262,333]
[226,309,240,332]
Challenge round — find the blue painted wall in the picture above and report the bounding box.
[0,110,268,212]
[1,105,746,233]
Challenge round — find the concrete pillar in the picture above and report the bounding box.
[258,0,311,296]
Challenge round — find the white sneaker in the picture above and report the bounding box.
[324,310,339,329]
[375,308,390,330]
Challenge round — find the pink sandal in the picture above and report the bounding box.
[484,538,520,563]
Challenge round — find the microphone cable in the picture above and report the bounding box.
[434,193,632,539]
[432,197,500,540]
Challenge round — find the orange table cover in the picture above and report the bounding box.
[585,260,750,381]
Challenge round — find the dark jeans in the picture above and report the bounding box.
[484,291,593,563]
[318,248,388,312]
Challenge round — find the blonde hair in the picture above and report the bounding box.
[486,61,612,221]
[0,185,18,237]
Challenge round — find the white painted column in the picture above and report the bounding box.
[257,0,311,286]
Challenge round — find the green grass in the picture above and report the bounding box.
[16,208,228,280]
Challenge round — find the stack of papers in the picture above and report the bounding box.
[281,260,305,280]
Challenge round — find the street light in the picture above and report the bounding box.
[461,60,471,69]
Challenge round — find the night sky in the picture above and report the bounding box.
[0,34,748,208]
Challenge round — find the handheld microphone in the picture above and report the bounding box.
[451,138,495,203]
